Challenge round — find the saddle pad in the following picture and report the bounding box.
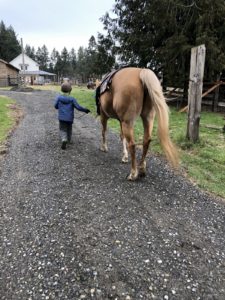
[100,69,120,95]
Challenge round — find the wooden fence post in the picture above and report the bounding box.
[186,45,206,142]
[213,75,220,112]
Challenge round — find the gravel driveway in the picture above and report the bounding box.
[0,90,225,300]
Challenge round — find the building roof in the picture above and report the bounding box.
[21,70,56,76]
[0,59,20,71]
[10,53,40,67]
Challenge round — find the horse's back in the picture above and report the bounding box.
[112,67,142,91]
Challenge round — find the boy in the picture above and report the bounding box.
[54,82,90,149]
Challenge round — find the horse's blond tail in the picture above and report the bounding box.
[140,69,179,168]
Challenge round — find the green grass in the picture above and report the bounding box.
[1,85,224,198]
[168,110,225,198]
[0,95,16,143]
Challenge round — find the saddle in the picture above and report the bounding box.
[95,69,120,115]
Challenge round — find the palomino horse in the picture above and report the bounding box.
[98,67,178,180]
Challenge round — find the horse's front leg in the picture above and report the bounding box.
[100,113,108,152]
[122,122,138,180]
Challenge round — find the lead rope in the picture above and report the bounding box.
[77,112,88,119]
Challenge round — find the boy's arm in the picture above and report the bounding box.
[54,98,59,109]
[73,98,90,113]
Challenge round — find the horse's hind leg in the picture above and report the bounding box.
[122,137,129,163]
[121,121,138,180]
[139,110,156,176]
[120,122,128,163]
[100,113,108,152]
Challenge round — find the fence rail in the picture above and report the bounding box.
[165,81,225,112]
[0,75,22,87]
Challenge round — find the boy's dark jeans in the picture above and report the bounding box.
[59,121,72,142]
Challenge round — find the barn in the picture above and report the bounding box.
[0,59,20,87]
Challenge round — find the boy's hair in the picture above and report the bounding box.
[61,82,72,93]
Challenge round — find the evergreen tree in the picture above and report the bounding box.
[69,48,77,75]
[35,45,49,70]
[86,36,98,77]
[0,21,21,61]
[25,44,36,60]
[101,0,225,87]
[54,51,63,79]
[195,0,225,80]
[76,46,89,82]
[96,33,115,76]
[60,47,72,77]
[48,48,57,73]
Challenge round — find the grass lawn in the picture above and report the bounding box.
[166,109,225,198]
[0,95,17,144]
[1,85,225,198]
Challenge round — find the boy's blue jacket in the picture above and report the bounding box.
[54,95,89,123]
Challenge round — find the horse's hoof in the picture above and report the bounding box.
[127,175,135,181]
[100,146,108,152]
[122,156,128,163]
[127,172,138,181]
[139,162,146,177]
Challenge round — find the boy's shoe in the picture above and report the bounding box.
[61,140,67,150]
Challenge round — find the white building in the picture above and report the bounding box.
[10,53,55,85]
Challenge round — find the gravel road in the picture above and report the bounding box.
[0,90,225,300]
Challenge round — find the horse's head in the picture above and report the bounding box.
[95,79,101,88]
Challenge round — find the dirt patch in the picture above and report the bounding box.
[10,86,34,92]
[7,103,24,123]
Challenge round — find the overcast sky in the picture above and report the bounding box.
[1,0,115,53]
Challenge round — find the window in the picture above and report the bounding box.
[20,64,28,70]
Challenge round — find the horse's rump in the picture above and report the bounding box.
[101,68,145,121]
